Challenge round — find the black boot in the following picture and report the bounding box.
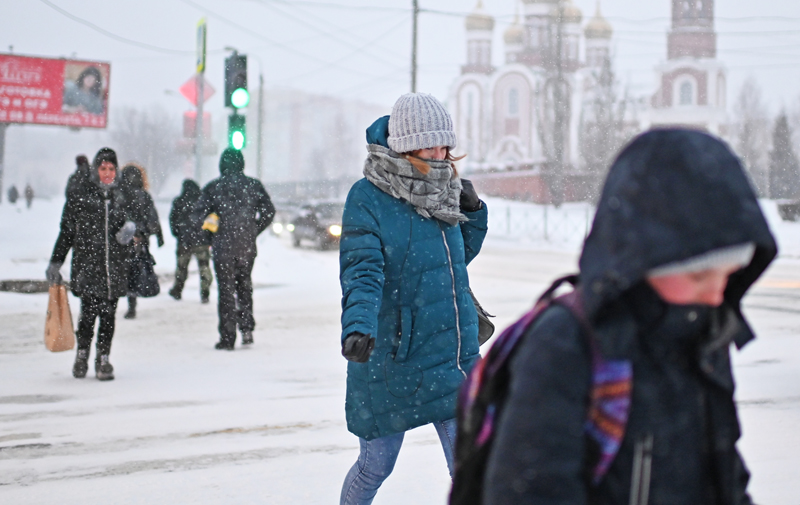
[73,349,89,378]
[241,330,253,345]
[214,340,235,350]
[169,287,182,300]
[200,289,210,304]
[95,354,115,381]
[124,295,136,319]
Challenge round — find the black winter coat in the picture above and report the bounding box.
[191,167,275,258]
[51,179,131,300]
[120,166,163,246]
[484,130,777,505]
[170,180,210,251]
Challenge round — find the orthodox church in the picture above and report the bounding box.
[449,0,727,201]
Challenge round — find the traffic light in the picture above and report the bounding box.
[224,53,249,108]
[228,113,246,150]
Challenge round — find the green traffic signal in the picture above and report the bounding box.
[228,113,246,150]
[231,88,249,108]
[231,131,245,150]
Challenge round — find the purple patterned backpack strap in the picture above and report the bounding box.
[555,292,633,485]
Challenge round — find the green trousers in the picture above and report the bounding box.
[173,246,213,297]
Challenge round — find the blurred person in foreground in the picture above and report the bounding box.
[482,129,777,505]
[338,93,487,505]
[168,179,213,303]
[119,163,164,319]
[191,148,274,350]
[47,148,135,381]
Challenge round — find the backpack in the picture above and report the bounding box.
[449,275,634,505]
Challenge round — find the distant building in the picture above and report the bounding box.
[448,0,615,201]
[646,0,727,136]
[449,0,728,203]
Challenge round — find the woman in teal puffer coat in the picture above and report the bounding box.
[339,93,488,505]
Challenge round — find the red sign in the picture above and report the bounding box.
[179,75,214,107]
[0,54,110,129]
[183,111,211,138]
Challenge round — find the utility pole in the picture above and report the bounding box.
[257,73,264,181]
[195,19,207,184]
[411,0,419,92]
[0,123,6,204]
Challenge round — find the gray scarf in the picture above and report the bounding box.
[363,144,467,226]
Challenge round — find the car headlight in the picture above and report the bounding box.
[328,225,342,237]
[272,222,284,234]
[286,223,295,232]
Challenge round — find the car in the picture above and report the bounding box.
[777,199,800,222]
[269,202,302,237]
[291,202,345,250]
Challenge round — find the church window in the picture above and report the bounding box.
[679,81,693,105]
[508,88,519,116]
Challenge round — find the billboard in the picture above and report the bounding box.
[0,54,110,129]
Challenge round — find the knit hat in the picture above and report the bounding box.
[387,93,456,154]
[92,147,118,170]
[647,242,756,278]
[219,148,245,175]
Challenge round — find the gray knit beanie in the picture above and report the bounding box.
[387,93,457,154]
[647,242,756,278]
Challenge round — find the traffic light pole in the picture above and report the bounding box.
[195,74,204,184]
[0,123,6,203]
[257,73,264,181]
[411,0,419,93]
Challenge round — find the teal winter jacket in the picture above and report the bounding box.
[340,177,488,440]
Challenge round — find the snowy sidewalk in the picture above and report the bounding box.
[0,198,799,503]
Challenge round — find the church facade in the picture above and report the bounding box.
[449,0,727,202]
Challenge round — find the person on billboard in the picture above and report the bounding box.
[62,66,104,114]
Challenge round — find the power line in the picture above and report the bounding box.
[39,0,195,55]
[254,0,406,12]
[251,0,406,65]
[178,0,386,79]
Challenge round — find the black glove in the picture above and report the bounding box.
[46,261,63,285]
[342,332,375,363]
[460,179,482,212]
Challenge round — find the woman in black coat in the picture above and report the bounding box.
[47,148,134,381]
[482,130,777,505]
[119,163,164,319]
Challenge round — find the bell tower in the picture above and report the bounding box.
[668,0,716,59]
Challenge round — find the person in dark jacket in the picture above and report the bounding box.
[168,179,213,302]
[7,185,18,204]
[66,155,90,198]
[119,163,164,319]
[24,184,33,208]
[482,129,777,505]
[47,148,135,381]
[191,148,275,350]
[339,94,488,505]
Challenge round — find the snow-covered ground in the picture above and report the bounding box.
[1,196,799,503]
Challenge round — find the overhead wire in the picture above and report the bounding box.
[179,0,397,80]
[251,0,406,64]
[38,0,196,55]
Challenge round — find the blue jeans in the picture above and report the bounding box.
[340,418,457,505]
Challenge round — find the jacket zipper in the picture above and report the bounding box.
[105,196,112,300]
[629,433,654,505]
[439,226,465,378]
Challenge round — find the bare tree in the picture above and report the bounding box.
[579,57,629,179]
[110,103,182,193]
[732,77,770,196]
[769,111,800,199]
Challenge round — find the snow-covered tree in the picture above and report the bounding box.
[769,111,800,199]
[732,77,770,196]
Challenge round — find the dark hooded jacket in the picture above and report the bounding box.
[191,149,275,258]
[483,130,777,505]
[66,155,90,198]
[51,148,131,300]
[120,164,164,247]
[170,179,210,251]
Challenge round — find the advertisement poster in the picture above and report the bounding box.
[0,53,110,128]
